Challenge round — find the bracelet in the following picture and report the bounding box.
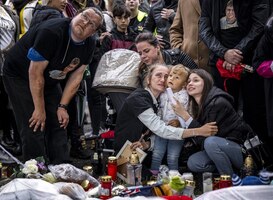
[58,103,68,110]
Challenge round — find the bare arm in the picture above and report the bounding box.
[57,64,87,128]
[138,108,217,140]
[28,60,48,132]
[182,122,218,138]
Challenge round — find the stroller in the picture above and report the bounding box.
[92,48,141,130]
[89,49,141,174]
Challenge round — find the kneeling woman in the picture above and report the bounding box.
[173,69,251,175]
[114,64,218,170]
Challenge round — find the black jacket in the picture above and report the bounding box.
[253,23,273,137]
[144,0,177,48]
[30,6,64,28]
[189,86,250,146]
[199,0,269,66]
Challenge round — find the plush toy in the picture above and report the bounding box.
[232,173,270,186]
[169,175,185,193]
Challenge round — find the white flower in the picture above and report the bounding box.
[25,159,38,166]
[22,164,39,174]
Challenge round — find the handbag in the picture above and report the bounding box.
[242,131,273,170]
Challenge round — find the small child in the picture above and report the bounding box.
[151,64,189,171]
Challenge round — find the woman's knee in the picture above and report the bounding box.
[187,155,199,172]
[204,136,220,150]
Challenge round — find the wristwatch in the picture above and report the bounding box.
[58,103,68,110]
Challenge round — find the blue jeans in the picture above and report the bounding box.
[151,135,184,170]
[187,136,243,175]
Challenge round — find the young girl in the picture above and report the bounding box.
[151,64,189,171]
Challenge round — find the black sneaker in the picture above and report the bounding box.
[70,147,92,159]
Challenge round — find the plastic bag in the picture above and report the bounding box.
[0,178,70,200]
[48,164,99,187]
[54,182,87,200]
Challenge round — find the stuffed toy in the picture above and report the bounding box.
[232,173,270,186]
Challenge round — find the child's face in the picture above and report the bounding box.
[114,14,130,32]
[167,70,186,93]
[226,6,236,23]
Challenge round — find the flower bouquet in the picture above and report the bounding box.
[11,157,56,182]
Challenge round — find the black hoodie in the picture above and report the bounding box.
[189,86,250,147]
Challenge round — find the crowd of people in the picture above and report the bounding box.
[0,0,273,179]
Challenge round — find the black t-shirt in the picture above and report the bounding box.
[128,15,146,35]
[4,18,95,87]
[114,88,156,152]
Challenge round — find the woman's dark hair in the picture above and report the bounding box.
[135,32,159,47]
[135,32,160,84]
[112,2,131,18]
[188,69,214,119]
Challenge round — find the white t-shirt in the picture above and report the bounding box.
[0,6,16,51]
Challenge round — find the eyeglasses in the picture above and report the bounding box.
[81,12,97,30]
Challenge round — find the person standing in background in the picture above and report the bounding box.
[169,0,209,70]
[5,0,41,37]
[253,15,273,167]
[0,2,21,158]
[199,0,269,151]
[143,0,178,49]
[126,0,147,35]
[30,0,67,27]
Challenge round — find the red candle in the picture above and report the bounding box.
[219,175,232,189]
[100,176,112,199]
[107,156,117,181]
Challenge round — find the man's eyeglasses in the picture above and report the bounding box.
[81,12,97,30]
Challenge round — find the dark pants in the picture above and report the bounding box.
[86,76,107,135]
[66,96,83,148]
[3,76,69,164]
[108,92,130,114]
[0,76,19,141]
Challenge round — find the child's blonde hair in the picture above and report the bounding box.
[169,64,189,87]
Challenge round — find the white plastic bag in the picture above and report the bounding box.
[48,164,99,187]
[0,178,69,200]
